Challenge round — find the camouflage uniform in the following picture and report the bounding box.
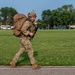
[12,20,37,65]
[10,12,41,69]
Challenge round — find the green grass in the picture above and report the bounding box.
[0,29,75,66]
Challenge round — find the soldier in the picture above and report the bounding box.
[10,12,41,69]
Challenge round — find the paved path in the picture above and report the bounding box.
[0,66,75,75]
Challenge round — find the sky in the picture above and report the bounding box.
[0,0,75,19]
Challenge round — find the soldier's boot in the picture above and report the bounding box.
[10,61,16,67]
[32,64,41,69]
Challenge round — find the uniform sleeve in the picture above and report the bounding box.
[21,21,30,36]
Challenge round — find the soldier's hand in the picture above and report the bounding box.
[29,32,34,37]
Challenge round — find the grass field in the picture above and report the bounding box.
[0,29,75,66]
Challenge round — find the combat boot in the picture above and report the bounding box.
[32,64,41,69]
[10,61,16,67]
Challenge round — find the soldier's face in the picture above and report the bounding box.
[29,16,36,22]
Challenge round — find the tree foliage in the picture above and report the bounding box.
[0,7,18,25]
[37,4,75,29]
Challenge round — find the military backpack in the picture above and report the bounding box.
[13,14,27,37]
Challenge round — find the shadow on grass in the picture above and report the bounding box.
[17,51,39,65]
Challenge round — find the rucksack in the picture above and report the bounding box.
[13,14,27,37]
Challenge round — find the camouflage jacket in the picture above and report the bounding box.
[20,20,37,40]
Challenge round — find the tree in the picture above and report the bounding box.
[41,9,51,29]
[37,19,42,29]
[61,4,75,25]
[40,4,75,29]
[71,9,75,24]
[0,7,18,25]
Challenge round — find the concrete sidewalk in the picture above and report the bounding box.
[0,66,75,75]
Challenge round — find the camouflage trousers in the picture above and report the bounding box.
[12,37,36,64]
